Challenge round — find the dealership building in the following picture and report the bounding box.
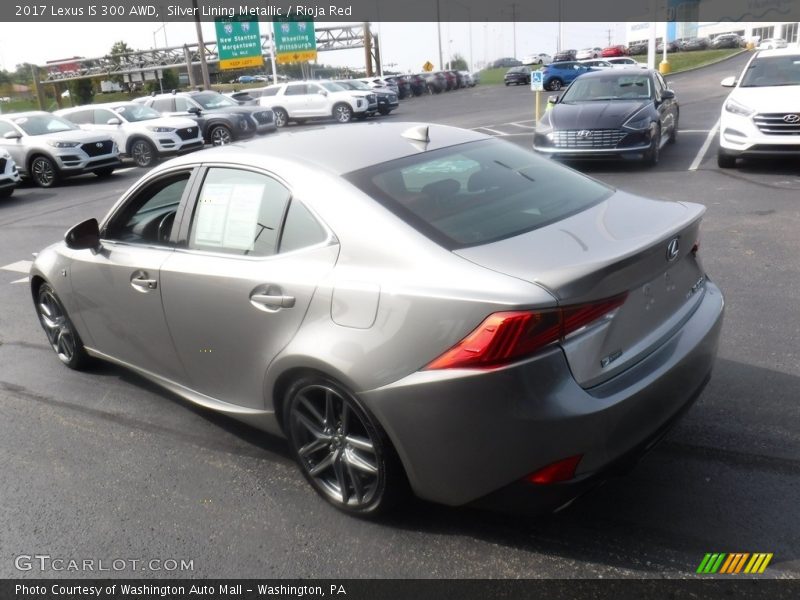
[627,21,800,46]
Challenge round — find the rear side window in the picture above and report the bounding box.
[189,168,291,257]
[279,200,327,253]
[285,84,307,96]
[64,109,93,124]
[261,87,279,97]
[345,139,611,250]
[152,98,174,112]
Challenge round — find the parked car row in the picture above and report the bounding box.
[0,89,280,191]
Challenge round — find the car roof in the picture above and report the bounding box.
[575,69,654,80]
[755,48,799,57]
[165,121,488,175]
[1,111,50,119]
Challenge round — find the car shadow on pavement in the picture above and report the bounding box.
[73,355,799,576]
[84,360,294,463]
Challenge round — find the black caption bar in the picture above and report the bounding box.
[2,0,800,22]
[2,579,800,600]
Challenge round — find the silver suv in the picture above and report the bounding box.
[0,112,119,188]
[258,81,376,127]
[56,102,203,168]
[0,148,21,198]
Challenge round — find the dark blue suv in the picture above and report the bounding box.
[542,61,595,91]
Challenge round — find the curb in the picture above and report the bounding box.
[663,49,749,78]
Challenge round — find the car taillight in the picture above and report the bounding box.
[526,455,583,484]
[424,293,627,370]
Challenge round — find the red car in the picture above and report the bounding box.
[601,45,628,57]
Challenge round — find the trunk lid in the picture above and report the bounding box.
[455,190,707,387]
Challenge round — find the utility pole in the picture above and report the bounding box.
[192,0,210,89]
[363,23,373,76]
[437,0,444,70]
[511,3,517,59]
[607,28,613,46]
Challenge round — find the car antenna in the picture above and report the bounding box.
[402,125,430,143]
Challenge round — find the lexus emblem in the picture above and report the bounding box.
[666,238,680,262]
[95,142,103,148]
[782,114,800,124]
[577,130,593,138]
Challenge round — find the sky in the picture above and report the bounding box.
[0,21,629,74]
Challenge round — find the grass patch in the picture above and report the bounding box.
[477,49,744,85]
[658,48,744,73]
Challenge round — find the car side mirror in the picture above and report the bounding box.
[65,218,100,251]
[318,89,328,96]
[720,76,737,87]
[661,89,675,100]
[187,106,201,115]
[107,118,121,125]
[548,95,559,104]
[3,131,21,140]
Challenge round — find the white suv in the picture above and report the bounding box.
[57,102,203,167]
[0,148,21,198]
[258,81,376,127]
[718,49,800,168]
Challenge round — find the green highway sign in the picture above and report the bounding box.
[273,18,317,64]
[215,18,264,70]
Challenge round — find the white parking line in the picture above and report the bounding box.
[474,126,508,136]
[688,119,720,171]
[115,167,137,174]
[11,277,29,285]
[1,260,33,273]
[678,129,712,133]
[506,123,536,129]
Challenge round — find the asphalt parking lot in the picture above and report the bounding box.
[1,51,798,578]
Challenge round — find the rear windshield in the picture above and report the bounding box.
[345,139,612,249]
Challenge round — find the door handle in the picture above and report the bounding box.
[250,293,295,309]
[130,272,158,292]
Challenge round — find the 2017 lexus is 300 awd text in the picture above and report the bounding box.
[30,122,724,515]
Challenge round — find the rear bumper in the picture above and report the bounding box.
[360,281,724,507]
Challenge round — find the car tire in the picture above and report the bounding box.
[333,103,353,124]
[93,167,115,178]
[644,126,661,166]
[208,125,233,146]
[272,108,289,128]
[29,155,59,188]
[130,138,157,167]
[548,78,563,91]
[283,375,407,516]
[717,149,737,169]
[35,282,91,370]
[378,107,391,116]
[668,119,678,144]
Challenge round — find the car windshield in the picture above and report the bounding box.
[320,82,346,92]
[508,67,527,73]
[345,138,611,249]
[11,114,77,135]
[112,103,162,122]
[560,74,653,102]
[740,55,800,87]
[192,92,239,109]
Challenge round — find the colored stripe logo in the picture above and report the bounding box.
[697,553,773,574]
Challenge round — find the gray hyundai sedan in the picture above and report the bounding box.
[30,122,724,516]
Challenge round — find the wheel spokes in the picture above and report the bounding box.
[344,448,378,474]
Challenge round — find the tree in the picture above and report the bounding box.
[108,41,135,85]
[68,78,95,105]
[449,54,468,71]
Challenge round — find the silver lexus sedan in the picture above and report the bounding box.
[30,122,724,515]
